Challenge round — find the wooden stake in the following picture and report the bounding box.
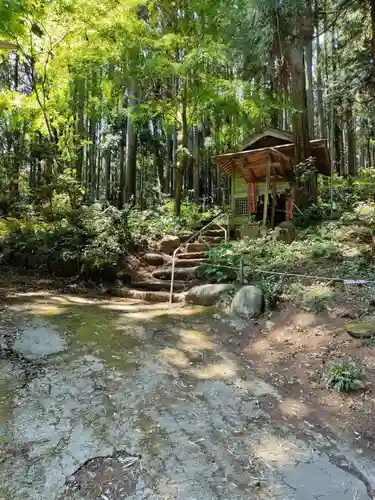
[263,157,271,227]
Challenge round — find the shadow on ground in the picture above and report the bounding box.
[0,290,374,500]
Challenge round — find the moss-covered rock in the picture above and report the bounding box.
[344,322,375,338]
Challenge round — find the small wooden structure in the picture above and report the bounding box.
[215,128,330,229]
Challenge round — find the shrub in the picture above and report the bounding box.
[253,275,284,309]
[288,283,334,313]
[293,203,329,228]
[79,204,131,270]
[334,255,375,279]
[308,240,341,259]
[204,243,239,282]
[326,363,364,393]
[128,201,223,243]
[0,203,132,279]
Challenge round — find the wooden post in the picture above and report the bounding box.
[270,183,277,228]
[239,258,244,284]
[263,157,271,227]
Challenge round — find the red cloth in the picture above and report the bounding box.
[287,198,294,220]
[248,182,257,213]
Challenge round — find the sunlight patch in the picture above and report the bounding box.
[190,359,237,380]
[159,347,189,368]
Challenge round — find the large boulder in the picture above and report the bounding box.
[185,284,235,306]
[159,235,180,255]
[231,285,263,318]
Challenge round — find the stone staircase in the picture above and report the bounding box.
[111,226,227,303]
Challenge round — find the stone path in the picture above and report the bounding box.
[1,293,375,500]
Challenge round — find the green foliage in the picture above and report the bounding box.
[326,363,364,393]
[129,201,221,243]
[239,214,259,228]
[204,243,239,282]
[253,276,284,309]
[79,204,131,270]
[308,240,341,259]
[0,203,132,279]
[288,283,335,313]
[294,157,318,186]
[294,169,375,230]
[334,254,375,279]
[293,203,332,228]
[367,336,375,348]
[320,171,375,218]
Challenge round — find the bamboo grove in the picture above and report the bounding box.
[1,0,375,215]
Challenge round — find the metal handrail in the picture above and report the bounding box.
[169,212,230,303]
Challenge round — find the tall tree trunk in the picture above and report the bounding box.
[291,49,310,162]
[305,0,314,136]
[334,121,343,175]
[174,81,188,216]
[193,126,200,200]
[172,124,178,196]
[346,103,356,176]
[118,128,126,208]
[359,117,366,170]
[75,76,85,184]
[329,29,337,177]
[8,131,20,201]
[315,0,325,138]
[371,0,375,73]
[290,46,316,203]
[166,131,172,195]
[105,150,111,202]
[125,83,137,204]
[154,118,165,191]
[305,40,314,136]
[89,118,96,200]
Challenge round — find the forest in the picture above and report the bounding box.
[0,0,375,277]
[5,4,375,488]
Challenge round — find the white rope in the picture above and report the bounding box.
[197,259,375,284]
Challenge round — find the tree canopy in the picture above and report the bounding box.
[0,0,374,215]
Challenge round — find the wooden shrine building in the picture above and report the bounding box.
[215,129,330,229]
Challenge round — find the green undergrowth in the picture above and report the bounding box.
[0,204,131,279]
[206,216,375,282]
[0,199,223,280]
[326,363,364,393]
[205,208,375,312]
[287,282,335,313]
[129,201,223,243]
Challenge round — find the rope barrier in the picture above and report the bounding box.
[195,259,375,285]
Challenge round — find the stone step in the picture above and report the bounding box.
[185,242,209,253]
[177,251,206,260]
[142,252,168,266]
[132,280,199,292]
[152,266,200,281]
[174,258,205,268]
[203,229,226,237]
[108,287,185,303]
[199,236,224,245]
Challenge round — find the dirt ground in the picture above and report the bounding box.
[2,275,375,499]
[213,292,375,455]
[0,281,375,500]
